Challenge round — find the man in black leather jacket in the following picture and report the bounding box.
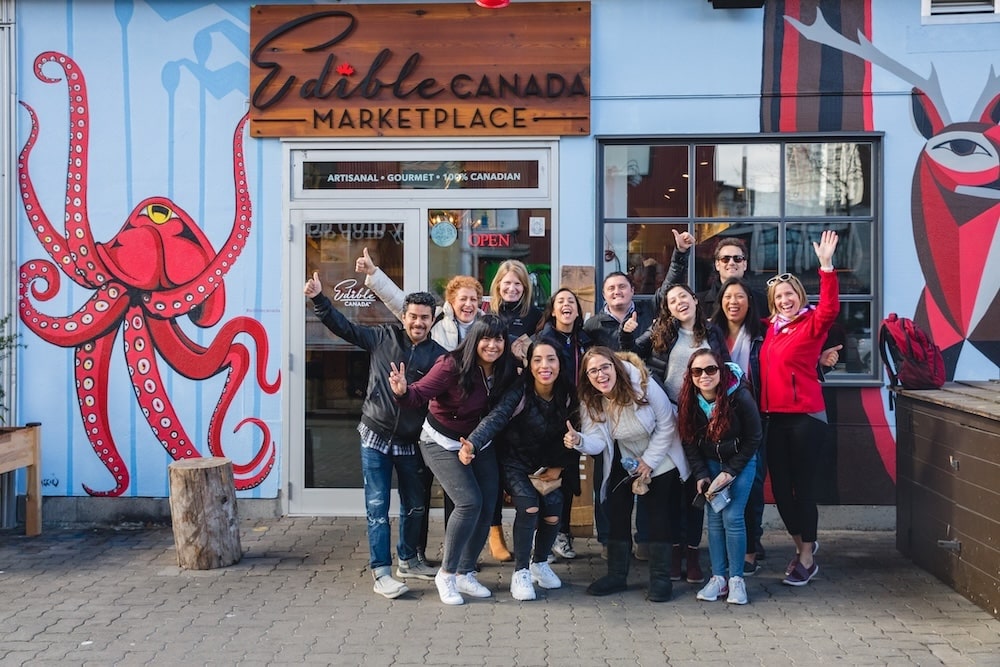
[305,272,446,599]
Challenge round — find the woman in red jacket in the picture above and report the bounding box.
[760,229,839,587]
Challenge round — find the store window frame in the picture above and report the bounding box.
[596,133,884,387]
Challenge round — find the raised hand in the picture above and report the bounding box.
[388,361,407,396]
[563,420,580,449]
[813,230,839,269]
[458,437,476,465]
[303,271,322,298]
[672,228,694,252]
[622,311,639,334]
[355,247,378,276]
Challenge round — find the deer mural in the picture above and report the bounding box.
[787,10,1000,378]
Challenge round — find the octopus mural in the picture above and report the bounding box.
[17,51,280,496]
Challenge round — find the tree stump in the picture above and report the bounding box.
[167,457,242,569]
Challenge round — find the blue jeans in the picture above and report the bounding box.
[419,439,499,575]
[704,454,757,579]
[361,445,426,577]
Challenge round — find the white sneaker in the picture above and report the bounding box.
[552,532,576,559]
[696,575,729,602]
[727,576,748,605]
[455,571,492,598]
[510,568,536,601]
[372,574,409,599]
[434,570,464,605]
[529,561,562,589]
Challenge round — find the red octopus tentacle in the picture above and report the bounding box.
[33,52,104,285]
[144,114,251,319]
[19,259,129,347]
[145,315,279,488]
[76,333,129,496]
[122,305,203,463]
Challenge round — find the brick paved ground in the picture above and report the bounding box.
[1,518,997,666]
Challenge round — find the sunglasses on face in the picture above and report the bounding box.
[716,254,746,264]
[690,365,720,378]
[767,272,794,287]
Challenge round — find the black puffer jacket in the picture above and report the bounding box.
[583,300,656,351]
[681,379,762,481]
[311,293,446,443]
[466,378,580,488]
[620,322,730,396]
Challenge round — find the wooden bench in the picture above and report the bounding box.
[0,423,41,536]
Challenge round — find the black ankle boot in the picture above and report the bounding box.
[587,540,630,596]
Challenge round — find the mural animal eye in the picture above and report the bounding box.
[932,137,988,158]
[925,130,999,184]
[145,204,175,224]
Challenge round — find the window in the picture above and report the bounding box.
[922,0,1000,22]
[598,137,881,383]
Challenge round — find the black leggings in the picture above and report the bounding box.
[606,444,676,543]
[766,413,824,543]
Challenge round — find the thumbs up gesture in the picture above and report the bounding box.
[304,271,322,298]
[622,311,639,334]
[355,247,377,276]
[672,228,694,252]
[458,437,477,465]
[563,420,581,449]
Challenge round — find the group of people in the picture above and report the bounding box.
[304,228,841,606]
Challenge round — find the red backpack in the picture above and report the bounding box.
[879,313,946,396]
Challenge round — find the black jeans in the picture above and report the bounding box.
[606,444,676,543]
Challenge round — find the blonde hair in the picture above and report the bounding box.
[766,274,808,318]
[489,260,533,318]
[444,275,484,308]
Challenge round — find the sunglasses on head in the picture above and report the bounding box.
[717,254,746,264]
[767,272,794,287]
[690,365,720,378]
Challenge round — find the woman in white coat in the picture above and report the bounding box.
[563,347,690,602]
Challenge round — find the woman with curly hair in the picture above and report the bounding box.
[677,349,762,605]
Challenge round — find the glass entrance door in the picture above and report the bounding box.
[288,209,421,515]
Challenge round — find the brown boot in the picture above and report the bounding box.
[670,544,683,581]
[686,546,704,583]
[489,525,513,562]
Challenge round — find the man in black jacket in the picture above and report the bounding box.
[304,272,446,599]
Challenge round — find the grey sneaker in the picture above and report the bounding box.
[726,576,748,605]
[552,532,576,559]
[696,575,728,602]
[372,574,409,599]
[397,557,437,581]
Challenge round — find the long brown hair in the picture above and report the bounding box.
[677,349,735,443]
[650,283,709,353]
[578,347,647,423]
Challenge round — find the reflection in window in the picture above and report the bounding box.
[604,145,689,218]
[785,143,871,216]
[599,137,880,381]
[695,144,780,217]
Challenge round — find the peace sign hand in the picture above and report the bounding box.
[388,361,407,396]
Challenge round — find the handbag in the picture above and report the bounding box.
[529,475,562,496]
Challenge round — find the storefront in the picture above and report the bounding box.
[3,0,998,522]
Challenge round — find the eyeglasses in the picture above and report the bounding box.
[716,254,746,264]
[586,363,614,379]
[690,365,720,378]
[767,273,794,287]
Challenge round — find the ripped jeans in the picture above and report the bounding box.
[361,445,426,577]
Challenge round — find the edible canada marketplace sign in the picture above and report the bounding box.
[250,3,591,138]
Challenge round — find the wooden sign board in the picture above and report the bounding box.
[250,3,591,138]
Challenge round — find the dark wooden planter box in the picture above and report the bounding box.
[894,381,999,618]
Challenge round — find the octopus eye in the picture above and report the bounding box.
[145,203,175,224]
